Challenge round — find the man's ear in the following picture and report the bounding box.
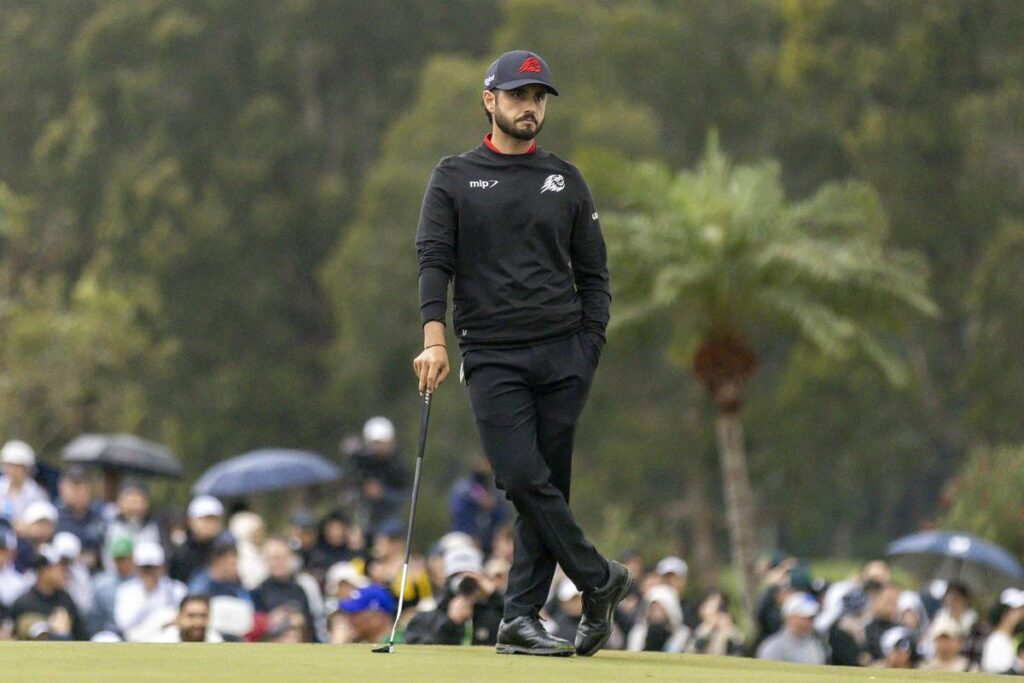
[482,90,496,114]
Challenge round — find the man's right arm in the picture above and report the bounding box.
[413,163,456,394]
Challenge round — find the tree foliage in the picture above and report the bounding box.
[941,445,1024,558]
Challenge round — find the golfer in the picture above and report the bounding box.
[414,50,632,657]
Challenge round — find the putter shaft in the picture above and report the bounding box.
[376,391,431,652]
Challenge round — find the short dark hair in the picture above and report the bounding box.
[210,540,237,560]
[179,593,210,612]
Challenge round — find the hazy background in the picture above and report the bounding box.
[0,0,1021,582]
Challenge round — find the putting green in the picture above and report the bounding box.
[0,643,994,682]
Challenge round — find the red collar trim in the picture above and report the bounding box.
[484,133,536,155]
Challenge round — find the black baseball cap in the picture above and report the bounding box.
[483,50,559,96]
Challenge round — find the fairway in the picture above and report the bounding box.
[0,644,996,682]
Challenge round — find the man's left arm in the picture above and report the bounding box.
[570,176,611,344]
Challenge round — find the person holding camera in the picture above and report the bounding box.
[405,545,503,646]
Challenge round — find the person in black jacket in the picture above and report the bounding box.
[252,538,315,642]
[9,544,87,640]
[405,545,502,646]
[413,50,632,657]
[167,496,225,585]
[346,418,407,536]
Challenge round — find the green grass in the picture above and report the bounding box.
[0,643,998,682]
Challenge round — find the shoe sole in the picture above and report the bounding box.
[496,644,575,656]
[576,568,634,657]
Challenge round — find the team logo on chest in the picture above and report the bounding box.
[540,174,565,193]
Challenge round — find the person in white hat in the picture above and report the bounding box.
[550,579,586,646]
[982,588,1024,673]
[405,544,503,646]
[0,440,49,526]
[16,500,59,569]
[347,416,407,534]
[114,541,186,640]
[877,625,916,668]
[167,495,225,585]
[52,531,94,615]
[655,555,697,628]
[920,614,977,672]
[324,561,370,606]
[756,592,826,664]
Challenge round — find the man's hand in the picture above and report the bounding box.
[447,595,474,625]
[48,607,72,637]
[413,345,449,394]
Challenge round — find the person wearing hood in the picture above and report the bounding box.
[306,509,362,584]
[626,584,691,653]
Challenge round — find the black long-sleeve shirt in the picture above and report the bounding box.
[416,136,610,348]
[10,586,87,640]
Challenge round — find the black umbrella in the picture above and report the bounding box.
[61,434,182,478]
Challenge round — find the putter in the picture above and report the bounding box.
[372,390,432,654]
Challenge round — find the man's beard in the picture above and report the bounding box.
[181,626,206,642]
[494,105,543,140]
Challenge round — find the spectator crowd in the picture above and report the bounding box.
[3,424,1024,675]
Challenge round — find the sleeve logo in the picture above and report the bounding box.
[540,174,565,193]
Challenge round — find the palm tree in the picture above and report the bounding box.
[604,134,938,624]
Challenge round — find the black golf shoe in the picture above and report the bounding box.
[574,560,634,656]
[495,616,575,656]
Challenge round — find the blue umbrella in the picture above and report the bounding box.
[886,531,1024,595]
[192,449,342,497]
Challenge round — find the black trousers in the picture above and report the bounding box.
[463,330,609,619]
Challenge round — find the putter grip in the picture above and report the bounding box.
[416,391,431,461]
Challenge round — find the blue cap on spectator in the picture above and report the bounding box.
[841,587,869,615]
[377,519,405,539]
[337,585,396,615]
[290,510,317,529]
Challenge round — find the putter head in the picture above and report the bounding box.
[371,643,394,654]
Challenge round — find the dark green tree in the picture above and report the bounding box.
[606,136,937,620]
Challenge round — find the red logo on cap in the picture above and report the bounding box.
[519,57,543,74]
